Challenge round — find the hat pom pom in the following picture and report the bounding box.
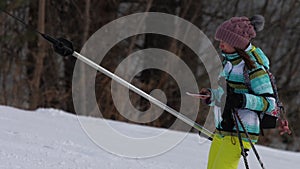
[250,15,265,32]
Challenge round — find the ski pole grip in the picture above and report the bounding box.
[41,34,74,56]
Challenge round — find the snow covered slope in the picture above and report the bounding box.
[0,105,299,169]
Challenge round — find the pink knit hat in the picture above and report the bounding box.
[215,15,265,49]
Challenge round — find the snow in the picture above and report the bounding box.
[0,105,299,169]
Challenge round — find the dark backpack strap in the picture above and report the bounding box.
[243,66,253,94]
[257,112,264,136]
[243,65,265,135]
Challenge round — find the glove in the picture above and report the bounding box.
[221,101,235,130]
[225,92,245,109]
[221,92,246,130]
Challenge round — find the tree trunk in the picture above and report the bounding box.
[29,0,46,109]
[78,0,91,115]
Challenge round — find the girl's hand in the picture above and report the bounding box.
[199,88,211,100]
[278,119,292,135]
[200,88,211,105]
[186,88,211,104]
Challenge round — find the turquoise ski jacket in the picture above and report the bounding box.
[209,44,276,142]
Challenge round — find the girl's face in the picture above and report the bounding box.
[219,41,236,53]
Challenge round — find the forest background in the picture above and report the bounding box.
[0,0,299,151]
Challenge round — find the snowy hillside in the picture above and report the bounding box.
[0,105,299,169]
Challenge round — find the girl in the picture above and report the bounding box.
[199,15,276,169]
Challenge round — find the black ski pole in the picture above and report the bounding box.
[0,8,74,56]
[232,110,250,169]
[234,112,265,169]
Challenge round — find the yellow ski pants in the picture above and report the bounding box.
[207,134,252,169]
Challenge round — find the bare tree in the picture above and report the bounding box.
[29,0,46,109]
[0,0,299,151]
